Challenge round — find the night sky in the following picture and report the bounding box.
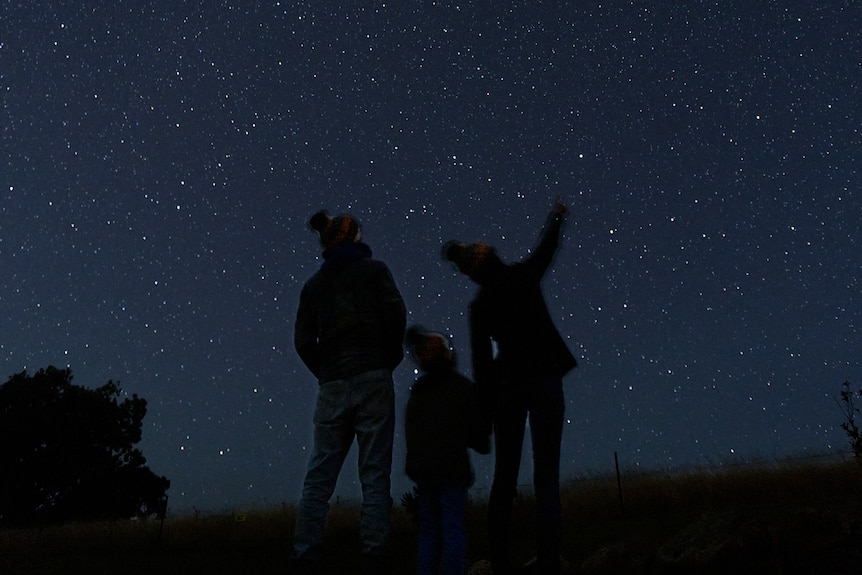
[2,2,859,514]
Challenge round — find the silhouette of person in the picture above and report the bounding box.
[293,210,407,575]
[443,200,577,575]
[403,325,491,575]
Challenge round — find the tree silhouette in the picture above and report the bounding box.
[0,366,170,527]
[837,380,862,463]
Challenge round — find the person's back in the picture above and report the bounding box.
[297,243,405,383]
[470,259,576,382]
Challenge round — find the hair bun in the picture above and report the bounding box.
[405,325,427,347]
[309,210,331,232]
[441,240,460,261]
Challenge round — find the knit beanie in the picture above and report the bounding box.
[309,210,361,248]
[442,241,494,279]
[405,325,454,371]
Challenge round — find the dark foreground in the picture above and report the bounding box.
[2,458,861,574]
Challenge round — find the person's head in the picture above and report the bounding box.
[309,210,362,248]
[442,240,498,282]
[405,325,455,372]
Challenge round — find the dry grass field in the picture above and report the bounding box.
[2,457,861,574]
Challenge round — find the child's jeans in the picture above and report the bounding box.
[417,484,468,575]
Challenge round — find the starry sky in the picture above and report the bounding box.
[2,2,859,513]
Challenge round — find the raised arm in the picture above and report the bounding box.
[522,200,568,279]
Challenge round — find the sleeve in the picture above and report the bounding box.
[469,298,496,388]
[468,306,498,449]
[521,210,565,280]
[404,393,419,480]
[465,379,492,455]
[377,263,407,369]
[294,283,321,379]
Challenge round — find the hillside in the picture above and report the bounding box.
[1,458,860,574]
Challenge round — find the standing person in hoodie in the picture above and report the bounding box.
[442,200,578,575]
[292,210,407,575]
[404,326,491,575]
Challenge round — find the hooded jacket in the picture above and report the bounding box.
[295,242,407,383]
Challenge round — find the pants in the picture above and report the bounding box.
[417,484,468,575]
[293,369,395,566]
[488,375,564,575]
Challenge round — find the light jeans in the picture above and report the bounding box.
[293,369,395,562]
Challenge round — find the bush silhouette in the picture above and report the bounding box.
[0,366,170,527]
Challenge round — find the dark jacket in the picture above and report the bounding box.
[405,366,490,488]
[469,211,577,388]
[295,242,407,383]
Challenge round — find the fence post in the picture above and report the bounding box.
[614,452,624,517]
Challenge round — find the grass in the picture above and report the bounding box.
[2,456,861,574]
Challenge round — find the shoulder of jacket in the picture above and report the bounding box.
[302,271,323,291]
